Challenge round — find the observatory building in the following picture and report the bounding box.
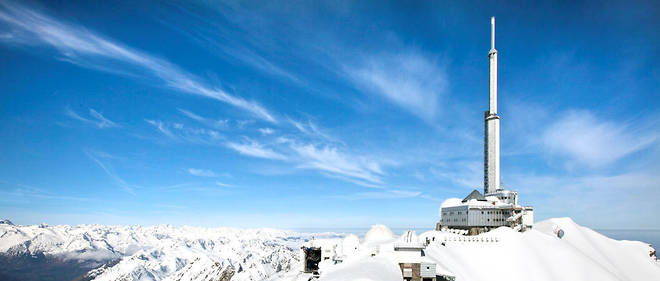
[438,17,534,235]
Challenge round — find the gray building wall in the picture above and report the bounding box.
[441,205,512,228]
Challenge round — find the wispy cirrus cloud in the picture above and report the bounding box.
[429,161,483,190]
[258,128,274,135]
[224,136,389,187]
[507,168,660,228]
[541,110,657,167]
[65,107,119,128]
[145,119,222,143]
[145,119,175,139]
[177,109,205,122]
[287,118,339,143]
[215,181,233,187]
[83,150,136,194]
[178,108,229,128]
[226,140,287,160]
[159,2,303,87]
[348,189,422,200]
[329,189,422,200]
[0,1,276,122]
[289,142,386,185]
[187,168,219,177]
[0,181,94,203]
[344,51,447,122]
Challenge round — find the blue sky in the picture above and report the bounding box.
[0,0,658,229]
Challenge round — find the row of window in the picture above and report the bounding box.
[481,210,510,215]
[442,218,467,222]
[443,210,513,216]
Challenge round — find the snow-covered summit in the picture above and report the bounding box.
[311,217,660,281]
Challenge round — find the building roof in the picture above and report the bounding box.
[462,189,486,203]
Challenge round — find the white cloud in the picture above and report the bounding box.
[0,182,93,202]
[344,51,446,121]
[507,169,660,228]
[65,107,119,128]
[429,161,483,189]
[177,108,205,122]
[289,143,385,185]
[226,141,287,160]
[187,168,218,177]
[83,150,136,194]
[178,108,229,129]
[215,181,233,187]
[287,118,338,143]
[145,119,222,143]
[344,189,421,200]
[541,111,656,167]
[258,128,274,135]
[0,2,276,122]
[223,137,389,186]
[145,119,175,139]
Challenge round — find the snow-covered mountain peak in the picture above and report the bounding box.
[0,223,323,281]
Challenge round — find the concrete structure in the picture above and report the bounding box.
[484,16,500,195]
[394,231,455,281]
[438,17,533,235]
[399,263,439,281]
[440,190,533,234]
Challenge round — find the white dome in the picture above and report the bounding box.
[342,234,360,256]
[485,196,500,202]
[440,198,462,208]
[364,225,394,243]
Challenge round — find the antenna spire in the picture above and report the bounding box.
[491,17,495,50]
[485,16,500,195]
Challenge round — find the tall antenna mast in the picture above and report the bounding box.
[485,16,500,195]
[491,17,495,50]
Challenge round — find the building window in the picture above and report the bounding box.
[481,211,484,214]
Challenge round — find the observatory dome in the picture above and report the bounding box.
[364,225,394,243]
[342,234,360,256]
[440,198,462,208]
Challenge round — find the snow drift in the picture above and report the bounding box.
[310,217,659,281]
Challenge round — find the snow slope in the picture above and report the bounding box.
[420,217,659,281]
[311,217,659,281]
